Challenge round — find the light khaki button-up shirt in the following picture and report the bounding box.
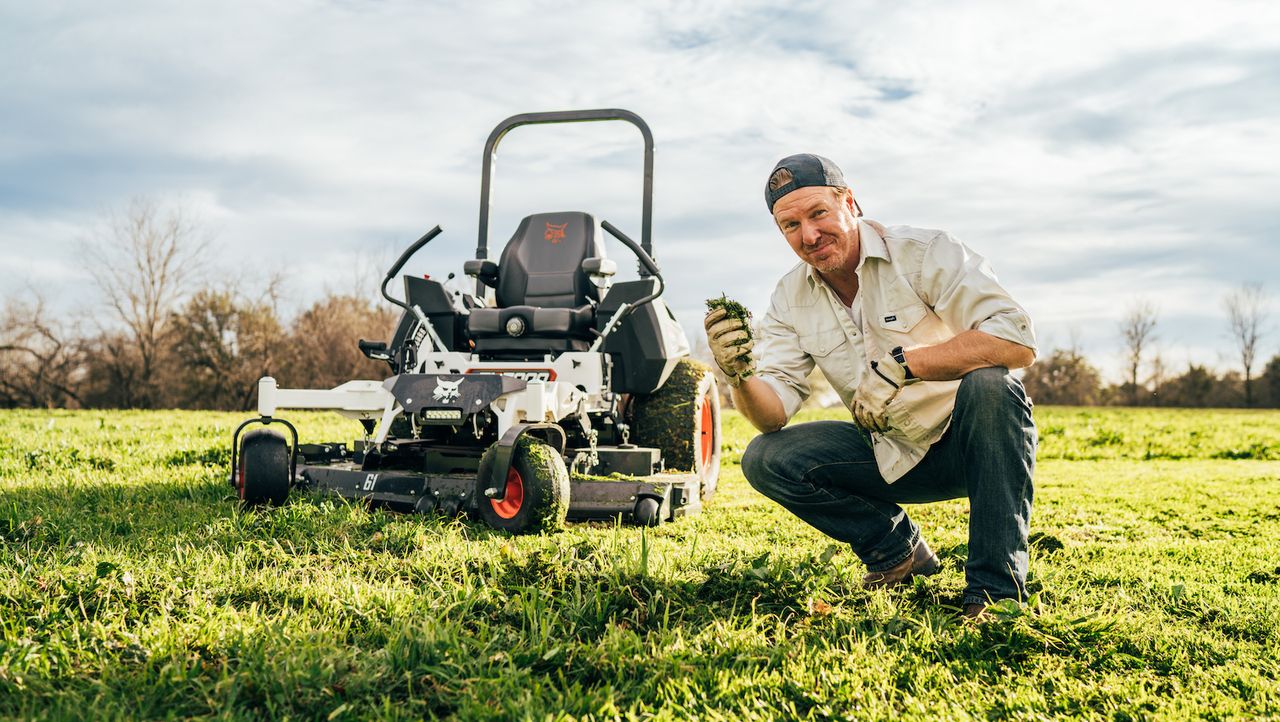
[756,219,1037,482]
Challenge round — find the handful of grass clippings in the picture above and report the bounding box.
[706,293,754,378]
[706,293,752,324]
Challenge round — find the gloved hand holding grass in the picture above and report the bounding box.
[704,295,754,387]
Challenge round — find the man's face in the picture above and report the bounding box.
[771,186,860,274]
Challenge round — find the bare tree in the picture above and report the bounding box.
[1224,282,1269,407]
[0,294,84,408]
[169,287,284,410]
[1119,299,1158,406]
[83,197,208,407]
[1148,349,1169,406]
[278,293,397,390]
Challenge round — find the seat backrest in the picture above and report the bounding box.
[495,212,603,309]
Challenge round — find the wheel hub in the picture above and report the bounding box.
[491,467,525,519]
[698,395,714,474]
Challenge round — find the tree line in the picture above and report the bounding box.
[697,290,1277,411]
[1,199,396,410]
[3,199,1274,411]
[1021,289,1276,408]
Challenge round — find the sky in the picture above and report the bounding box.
[2,0,1277,380]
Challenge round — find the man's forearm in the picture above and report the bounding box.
[731,376,788,433]
[903,330,1035,381]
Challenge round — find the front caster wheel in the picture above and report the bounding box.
[476,437,570,534]
[238,429,290,506]
[633,496,662,527]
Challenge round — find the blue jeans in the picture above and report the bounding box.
[740,367,1037,606]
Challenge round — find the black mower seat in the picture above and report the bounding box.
[468,212,605,346]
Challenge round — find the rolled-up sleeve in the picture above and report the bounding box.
[918,232,1038,357]
[754,286,813,421]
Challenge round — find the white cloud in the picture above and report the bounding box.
[1,0,1278,376]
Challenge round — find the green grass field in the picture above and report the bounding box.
[2,407,1279,720]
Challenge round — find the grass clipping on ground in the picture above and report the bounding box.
[706,294,753,380]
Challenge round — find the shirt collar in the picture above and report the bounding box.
[805,219,888,288]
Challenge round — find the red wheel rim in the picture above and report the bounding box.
[237,458,247,499]
[491,466,525,519]
[698,394,715,472]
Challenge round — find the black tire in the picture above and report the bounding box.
[475,436,570,534]
[633,496,662,527]
[631,358,722,500]
[238,429,290,506]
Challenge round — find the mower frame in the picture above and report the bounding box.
[230,108,720,531]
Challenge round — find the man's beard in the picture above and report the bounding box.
[809,243,844,273]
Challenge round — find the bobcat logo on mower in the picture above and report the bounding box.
[432,377,462,403]
[544,221,568,243]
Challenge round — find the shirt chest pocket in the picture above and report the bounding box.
[877,302,927,333]
[797,328,847,358]
[798,329,855,389]
[876,279,929,334]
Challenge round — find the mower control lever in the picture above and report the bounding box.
[380,226,448,357]
[358,339,391,362]
[589,221,667,352]
[601,220,664,305]
[384,225,443,285]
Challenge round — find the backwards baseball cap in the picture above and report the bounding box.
[765,153,848,213]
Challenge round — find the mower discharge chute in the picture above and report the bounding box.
[231,109,721,533]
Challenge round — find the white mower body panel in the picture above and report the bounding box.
[252,350,610,445]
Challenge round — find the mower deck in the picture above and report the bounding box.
[296,460,701,523]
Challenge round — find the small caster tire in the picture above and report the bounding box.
[238,429,290,507]
[633,496,662,527]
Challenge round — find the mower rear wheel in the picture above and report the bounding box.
[632,358,722,500]
[238,429,290,507]
[476,437,570,534]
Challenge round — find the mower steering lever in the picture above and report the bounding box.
[380,225,448,356]
[380,225,443,311]
[386,226,442,280]
[601,220,664,305]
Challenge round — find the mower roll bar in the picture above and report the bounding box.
[476,108,655,273]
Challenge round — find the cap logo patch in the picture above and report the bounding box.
[544,221,568,243]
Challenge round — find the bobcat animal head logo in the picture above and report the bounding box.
[432,377,462,403]
[544,221,568,244]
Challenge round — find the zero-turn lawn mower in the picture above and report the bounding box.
[230,109,721,533]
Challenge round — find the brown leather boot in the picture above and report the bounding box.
[962,603,988,620]
[862,538,941,589]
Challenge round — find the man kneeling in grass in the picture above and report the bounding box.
[706,154,1037,618]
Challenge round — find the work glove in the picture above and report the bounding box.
[704,307,755,387]
[852,350,918,433]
